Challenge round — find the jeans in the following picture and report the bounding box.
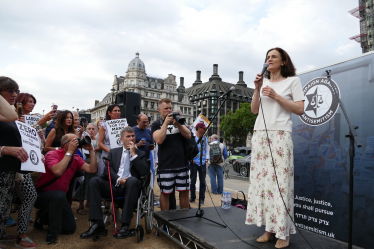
[190,163,206,201]
[34,190,76,235]
[208,164,224,194]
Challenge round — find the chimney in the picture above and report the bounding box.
[209,64,222,82]
[237,71,247,87]
[193,70,202,86]
[180,77,184,87]
[95,100,99,106]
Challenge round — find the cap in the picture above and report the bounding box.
[195,122,207,129]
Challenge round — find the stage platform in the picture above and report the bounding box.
[153,207,360,249]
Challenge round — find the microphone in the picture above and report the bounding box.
[257,63,269,86]
[219,86,235,99]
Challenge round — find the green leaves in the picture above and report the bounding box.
[220,103,257,144]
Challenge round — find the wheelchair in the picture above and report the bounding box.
[100,172,154,242]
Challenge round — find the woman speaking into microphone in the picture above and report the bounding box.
[246,47,304,248]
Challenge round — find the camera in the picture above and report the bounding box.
[76,136,91,148]
[172,111,186,125]
[80,116,88,128]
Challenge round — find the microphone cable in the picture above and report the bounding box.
[257,75,314,249]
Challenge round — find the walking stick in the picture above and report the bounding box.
[105,159,118,235]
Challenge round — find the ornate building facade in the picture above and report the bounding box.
[90,52,194,124]
[185,64,255,145]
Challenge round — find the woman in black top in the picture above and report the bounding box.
[0,77,32,248]
[44,110,77,152]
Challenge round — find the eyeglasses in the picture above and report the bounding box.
[1,89,20,94]
[62,139,73,146]
[140,121,149,124]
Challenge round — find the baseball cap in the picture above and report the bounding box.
[195,122,207,129]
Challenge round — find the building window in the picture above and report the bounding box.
[151,84,154,88]
[151,93,155,97]
[155,79,158,83]
[138,81,141,86]
[169,79,172,84]
[130,80,134,85]
[157,84,161,89]
[151,102,155,109]
[157,94,161,98]
[144,101,148,108]
[157,114,161,119]
[138,90,141,94]
[133,63,135,66]
[211,97,217,105]
[145,83,148,87]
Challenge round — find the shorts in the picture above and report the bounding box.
[157,167,190,194]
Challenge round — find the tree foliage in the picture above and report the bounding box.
[220,102,257,145]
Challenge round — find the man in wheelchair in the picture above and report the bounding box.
[80,126,149,240]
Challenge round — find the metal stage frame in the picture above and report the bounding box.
[152,207,361,249]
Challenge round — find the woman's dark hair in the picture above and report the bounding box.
[14,93,37,109]
[0,76,19,91]
[264,47,296,79]
[55,110,75,139]
[105,104,120,121]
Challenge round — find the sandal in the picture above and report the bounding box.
[14,236,36,249]
[275,238,290,248]
[0,233,16,242]
[76,209,86,215]
[257,232,275,242]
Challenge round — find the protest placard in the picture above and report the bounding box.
[106,118,128,149]
[193,113,210,128]
[24,115,41,126]
[15,121,45,173]
[309,140,318,156]
[325,159,336,170]
[367,136,374,148]
[330,168,343,185]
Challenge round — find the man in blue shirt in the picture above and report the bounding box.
[208,134,228,195]
[190,122,210,206]
[132,114,154,158]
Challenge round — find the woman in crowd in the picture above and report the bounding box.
[0,94,18,122]
[0,77,36,249]
[74,123,100,214]
[98,104,120,176]
[245,48,304,248]
[44,110,77,152]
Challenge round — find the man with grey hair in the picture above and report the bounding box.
[208,134,228,195]
[81,126,149,240]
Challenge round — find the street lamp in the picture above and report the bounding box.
[77,108,79,113]
[111,87,115,104]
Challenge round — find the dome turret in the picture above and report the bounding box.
[128,52,146,70]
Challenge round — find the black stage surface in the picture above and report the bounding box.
[154,207,360,249]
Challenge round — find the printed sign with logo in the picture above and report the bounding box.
[300,77,340,126]
[106,118,128,149]
[24,115,41,126]
[15,121,45,173]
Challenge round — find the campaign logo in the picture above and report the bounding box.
[30,150,39,165]
[300,77,340,126]
[116,138,123,146]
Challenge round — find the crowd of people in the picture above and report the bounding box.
[0,47,302,249]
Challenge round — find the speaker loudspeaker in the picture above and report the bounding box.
[115,91,141,127]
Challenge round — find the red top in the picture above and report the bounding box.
[35,149,85,193]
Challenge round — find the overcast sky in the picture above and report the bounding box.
[0,0,361,114]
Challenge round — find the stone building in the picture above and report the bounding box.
[90,52,194,124]
[185,64,254,146]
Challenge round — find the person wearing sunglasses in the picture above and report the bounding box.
[34,133,97,244]
[0,77,37,249]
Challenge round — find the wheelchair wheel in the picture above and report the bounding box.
[145,187,154,234]
[136,225,144,242]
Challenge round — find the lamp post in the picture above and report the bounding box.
[111,87,115,104]
[77,108,79,113]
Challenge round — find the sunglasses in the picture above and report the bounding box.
[1,89,20,94]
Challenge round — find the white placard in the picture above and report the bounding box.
[24,115,41,126]
[106,118,128,149]
[192,113,210,128]
[15,121,45,173]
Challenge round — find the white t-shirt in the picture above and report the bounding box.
[254,76,305,133]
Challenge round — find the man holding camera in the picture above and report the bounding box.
[34,133,97,244]
[152,98,191,211]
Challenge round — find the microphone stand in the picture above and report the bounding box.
[169,93,230,228]
[326,70,361,249]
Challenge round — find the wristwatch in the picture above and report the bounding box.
[65,153,73,157]
[55,147,59,150]
[0,146,5,158]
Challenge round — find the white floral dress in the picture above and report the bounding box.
[245,130,296,240]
